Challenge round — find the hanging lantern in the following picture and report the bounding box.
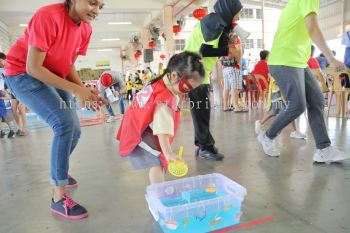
[134,50,142,60]
[148,40,157,49]
[193,8,207,20]
[173,25,181,36]
[161,32,166,40]
[160,54,166,60]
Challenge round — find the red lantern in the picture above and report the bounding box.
[161,32,166,39]
[134,50,142,60]
[173,25,181,36]
[160,54,166,60]
[193,8,207,20]
[148,40,156,49]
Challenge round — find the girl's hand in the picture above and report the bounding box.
[165,152,184,163]
[74,86,107,110]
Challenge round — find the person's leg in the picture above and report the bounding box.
[233,89,240,109]
[290,120,297,131]
[19,103,27,133]
[3,109,15,137]
[5,75,77,199]
[222,68,232,110]
[189,84,223,160]
[149,166,164,184]
[130,90,133,101]
[255,113,275,135]
[114,85,125,115]
[223,89,229,110]
[212,76,222,107]
[103,92,115,117]
[266,66,307,139]
[56,89,81,156]
[189,84,214,147]
[119,99,125,115]
[304,68,331,149]
[0,120,4,138]
[233,69,243,110]
[289,119,308,140]
[261,114,275,125]
[10,99,20,130]
[6,121,13,130]
[258,66,306,156]
[5,120,15,138]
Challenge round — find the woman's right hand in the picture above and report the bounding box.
[329,59,345,72]
[74,86,107,110]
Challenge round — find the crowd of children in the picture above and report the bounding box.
[1,52,27,139]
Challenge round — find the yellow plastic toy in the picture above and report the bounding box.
[205,184,217,193]
[168,146,188,177]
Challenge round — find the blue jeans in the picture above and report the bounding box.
[119,97,125,115]
[4,73,81,186]
[104,92,115,116]
[104,91,125,115]
[112,83,125,115]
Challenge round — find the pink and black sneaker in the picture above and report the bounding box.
[51,194,88,220]
[65,175,78,189]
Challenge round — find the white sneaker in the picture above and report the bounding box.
[255,120,263,135]
[106,116,114,123]
[290,131,307,140]
[313,146,350,164]
[257,132,280,157]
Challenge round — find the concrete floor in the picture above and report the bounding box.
[1,108,350,233]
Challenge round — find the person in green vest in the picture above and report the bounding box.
[185,0,242,160]
[257,0,350,164]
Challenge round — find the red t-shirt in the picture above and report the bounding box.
[251,60,269,90]
[5,3,92,78]
[307,58,320,69]
[252,60,269,79]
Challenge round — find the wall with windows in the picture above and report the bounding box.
[235,5,282,71]
[154,6,282,72]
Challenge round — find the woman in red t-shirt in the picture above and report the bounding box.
[3,0,106,219]
[251,50,270,90]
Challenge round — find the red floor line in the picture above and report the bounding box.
[211,216,274,233]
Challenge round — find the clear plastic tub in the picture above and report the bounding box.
[145,173,247,233]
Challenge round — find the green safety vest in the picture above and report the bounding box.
[184,22,222,84]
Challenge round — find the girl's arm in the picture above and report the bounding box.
[66,64,84,88]
[26,46,105,106]
[153,104,182,162]
[158,134,180,161]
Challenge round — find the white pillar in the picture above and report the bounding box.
[164,5,175,56]
[128,42,137,66]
